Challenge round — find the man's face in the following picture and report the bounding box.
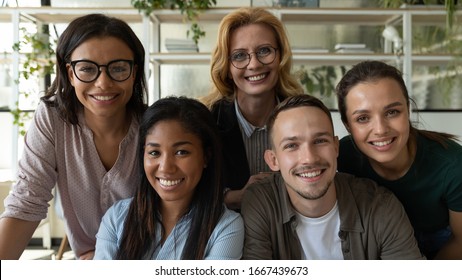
[265,106,339,201]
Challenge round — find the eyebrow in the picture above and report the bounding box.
[145,141,193,147]
[231,44,274,52]
[278,132,332,146]
[351,101,404,115]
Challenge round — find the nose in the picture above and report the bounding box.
[94,67,113,88]
[158,154,176,174]
[246,53,262,69]
[374,117,390,135]
[299,143,319,164]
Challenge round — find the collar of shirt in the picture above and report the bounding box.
[234,97,280,138]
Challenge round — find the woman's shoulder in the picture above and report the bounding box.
[418,133,462,161]
[339,135,354,146]
[218,206,243,228]
[104,198,133,220]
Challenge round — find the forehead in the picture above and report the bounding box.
[346,78,407,109]
[229,23,277,49]
[146,119,200,142]
[70,36,133,61]
[273,106,333,137]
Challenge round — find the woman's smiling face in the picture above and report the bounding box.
[228,23,280,99]
[144,119,206,207]
[344,78,411,167]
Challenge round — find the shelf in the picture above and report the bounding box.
[151,52,400,65]
[412,55,458,66]
[0,7,145,24]
[148,7,460,26]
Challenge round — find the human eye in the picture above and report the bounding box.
[356,115,369,123]
[146,149,160,157]
[256,46,272,57]
[175,149,190,156]
[230,51,248,62]
[314,138,329,144]
[386,109,400,118]
[76,62,97,74]
[109,61,130,73]
[283,142,298,150]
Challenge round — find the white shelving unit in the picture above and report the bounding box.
[0,5,460,181]
[147,6,459,102]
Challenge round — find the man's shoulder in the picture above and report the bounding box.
[244,173,286,205]
[246,174,280,194]
[335,172,394,201]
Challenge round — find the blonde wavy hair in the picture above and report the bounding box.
[201,7,303,108]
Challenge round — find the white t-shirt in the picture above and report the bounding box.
[295,201,343,260]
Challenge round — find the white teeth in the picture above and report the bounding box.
[372,139,392,147]
[248,74,266,81]
[93,95,115,101]
[299,170,321,178]
[159,178,182,186]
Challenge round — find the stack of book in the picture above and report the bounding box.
[165,38,198,52]
[334,43,374,54]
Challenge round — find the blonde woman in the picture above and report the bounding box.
[202,7,304,210]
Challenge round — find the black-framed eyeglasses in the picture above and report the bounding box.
[229,46,278,69]
[69,59,134,83]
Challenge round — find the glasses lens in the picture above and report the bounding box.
[73,61,98,82]
[230,51,249,69]
[107,60,133,82]
[229,47,277,69]
[256,47,276,65]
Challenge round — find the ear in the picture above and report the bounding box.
[264,149,280,172]
[67,63,75,87]
[333,135,339,158]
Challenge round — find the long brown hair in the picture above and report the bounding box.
[116,96,224,259]
[202,7,303,108]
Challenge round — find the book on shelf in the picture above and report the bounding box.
[334,43,367,50]
[335,48,374,54]
[165,38,198,52]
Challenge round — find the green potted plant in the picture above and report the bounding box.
[379,1,458,32]
[131,0,217,45]
[295,65,347,109]
[11,27,55,135]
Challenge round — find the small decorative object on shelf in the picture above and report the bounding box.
[272,0,319,7]
[131,0,217,45]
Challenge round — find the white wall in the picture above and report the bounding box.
[414,112,462,138]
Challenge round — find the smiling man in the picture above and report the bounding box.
[241,94,425,260]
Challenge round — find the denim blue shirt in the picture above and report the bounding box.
[94,198,244,259]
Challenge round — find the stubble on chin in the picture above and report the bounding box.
[294,179,333,200]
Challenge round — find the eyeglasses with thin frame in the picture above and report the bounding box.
[69,59,134,83]
[229,46,278,69]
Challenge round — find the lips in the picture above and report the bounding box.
[370,138,394,147]
[246,73,267,82]
[92,95,117,101]
[158,178,183,187]
[298,170,322,178]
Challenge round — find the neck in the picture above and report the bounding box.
[84,110,130,137]
[160,200,190,237]
[236,92,277,127]
[286,181,337,218]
